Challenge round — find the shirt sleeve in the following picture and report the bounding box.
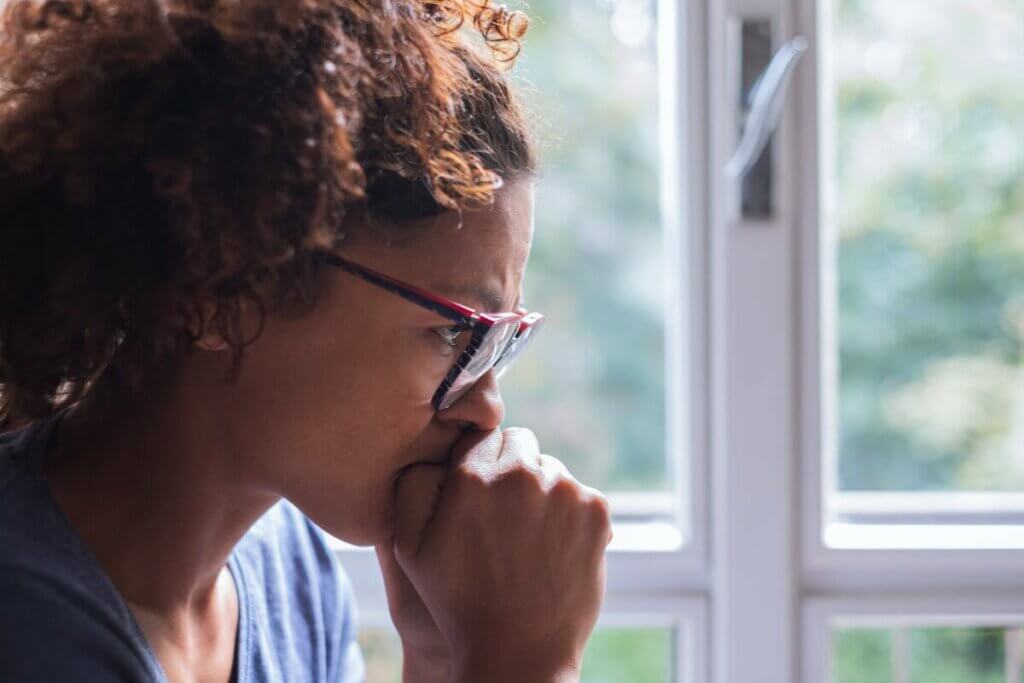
[0,568,155,683]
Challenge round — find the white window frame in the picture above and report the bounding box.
[705,0,804,678]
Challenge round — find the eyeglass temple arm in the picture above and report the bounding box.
[316,251,474,325]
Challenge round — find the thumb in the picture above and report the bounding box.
[448,428,505,469]
[392,462,448,563]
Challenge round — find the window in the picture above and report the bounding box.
[803,0,1024,681]
[822,0,1024,551]
[336,1,1024,681]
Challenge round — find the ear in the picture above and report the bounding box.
[190,301,230,352]
[194,329,229,352]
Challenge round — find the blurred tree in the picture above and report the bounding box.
[500,0,668,492]
[832,626,1009,683]
[834,0,1024,490]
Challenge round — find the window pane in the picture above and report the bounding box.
[357,626,676,682]
[830,0,1024,491]
[831,625,1021,683]
[832,627,891,683]
[500,0,670,494]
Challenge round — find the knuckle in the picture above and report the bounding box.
[452,463,490,490]
[538,452,570,473]
[501,426,536,441]
[500,427,540,457]
[495,462,543,494]
[586,493,612,526]
[549,475,583,502]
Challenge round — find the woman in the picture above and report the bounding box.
[0,1,611,682]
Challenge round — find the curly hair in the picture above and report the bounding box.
[0,0,537,427]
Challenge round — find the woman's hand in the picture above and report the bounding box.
[376,456,451,683]
[390,427,613,683]
[375,540,449,682]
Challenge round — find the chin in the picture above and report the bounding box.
[299,501,394,549]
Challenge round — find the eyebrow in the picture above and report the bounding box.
[445,284,522,312]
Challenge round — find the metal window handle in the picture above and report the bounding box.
[726,35,808,180]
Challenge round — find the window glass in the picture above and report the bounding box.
[501,0,669,494]
[831,0,1024,491]
[832,624,1021,683]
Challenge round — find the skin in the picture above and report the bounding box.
[42,178,607,683]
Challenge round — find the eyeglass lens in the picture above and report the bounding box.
[437,319,525,409]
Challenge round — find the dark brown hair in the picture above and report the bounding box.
[0,0,537,427]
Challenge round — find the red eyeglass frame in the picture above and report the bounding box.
[314,251,545,410]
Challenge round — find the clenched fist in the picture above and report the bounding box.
[384,427,612,683]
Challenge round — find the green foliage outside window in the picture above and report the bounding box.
[833,626,1014,683]
[500,0,668,493]
[834,0,1024,491]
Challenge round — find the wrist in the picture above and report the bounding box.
[448,647,580,683]
[402,640,450,683]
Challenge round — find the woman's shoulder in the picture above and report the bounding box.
[235,499,347,583]
[0,417,162,681]
[234,498,358,616]
[0,509,157,682]
[0,564,157,682]
[231,499,365,682]
[0,414,51,491]
[0,412,82,564]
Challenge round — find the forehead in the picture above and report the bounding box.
[346,179,534,311]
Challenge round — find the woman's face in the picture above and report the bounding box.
[217,179,534,546]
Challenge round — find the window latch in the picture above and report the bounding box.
[726,21,808,219]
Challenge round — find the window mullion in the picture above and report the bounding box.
[707,1,802,683]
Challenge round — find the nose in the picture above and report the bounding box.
[435,370,505,431]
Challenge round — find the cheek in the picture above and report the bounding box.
[364,331,459,408]
[268,394,458,547]
[270,327,441,420]
[242,320,454,539]
[278,436,406,546]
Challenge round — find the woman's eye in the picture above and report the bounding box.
[434,325,467,349]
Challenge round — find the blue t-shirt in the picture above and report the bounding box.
[0,408,366,682]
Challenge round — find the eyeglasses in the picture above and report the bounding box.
[314,251,544,410]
